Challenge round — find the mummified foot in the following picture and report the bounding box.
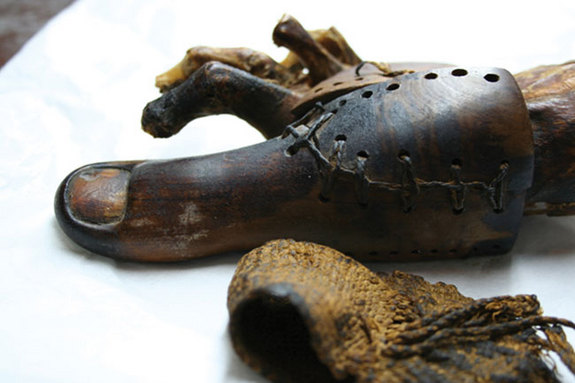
[141,15,407,140]
[56,14,575,262]
[58,65,542,262]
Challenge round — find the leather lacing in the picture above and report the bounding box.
[282,104,510,213]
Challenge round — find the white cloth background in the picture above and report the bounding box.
[1,0,575,381]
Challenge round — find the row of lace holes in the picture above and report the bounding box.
[361,82,400,100]
[358,244,503,257]
[425,69,500,82]
[326,68,498,95]
[317,71,503,204]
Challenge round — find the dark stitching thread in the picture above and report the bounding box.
[355,62,368,77]
[286,112,334,158]
[450,161,465,214]
[281,102,326,140]
[355,153,369,206]
[320,138,346,201]
[490,162,509,213]
[283,114,509,213]
[398,153,419,213]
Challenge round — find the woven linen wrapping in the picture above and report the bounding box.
[227,239,575,383]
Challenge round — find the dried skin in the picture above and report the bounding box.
[154,15,395,97]
[517,61,575,212]
[228,240,575,383]
[155,46,299,93]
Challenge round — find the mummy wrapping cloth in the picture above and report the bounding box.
[228,240,575,383]
[54,16,575,262]
[227,239,575,383]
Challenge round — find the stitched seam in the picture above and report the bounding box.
[283,114,509,213]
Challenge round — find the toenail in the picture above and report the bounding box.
[66,167,130,224]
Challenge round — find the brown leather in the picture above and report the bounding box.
[228,239,575,383]
[516,61,575,215]
[283,66,533,258]
[291,62,450,116]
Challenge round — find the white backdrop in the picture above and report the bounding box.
[1,0,575,381]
